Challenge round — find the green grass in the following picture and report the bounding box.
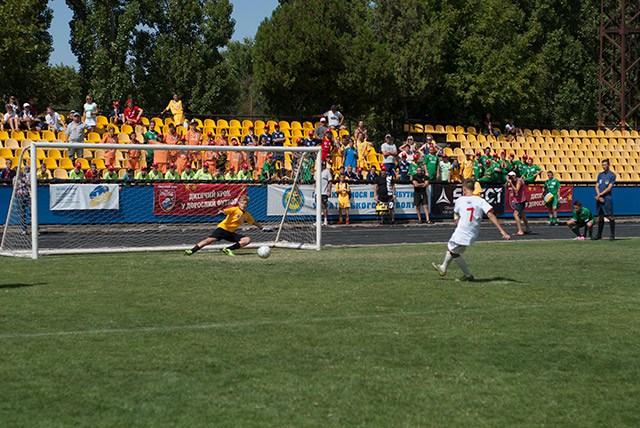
[1,240,640,426]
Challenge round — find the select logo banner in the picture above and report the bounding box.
[50,184,119,211]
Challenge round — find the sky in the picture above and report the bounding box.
[48,0,278,67]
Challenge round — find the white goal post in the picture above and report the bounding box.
[1,142,322,259]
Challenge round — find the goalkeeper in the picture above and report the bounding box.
[184,195,272,256]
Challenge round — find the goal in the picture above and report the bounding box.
[1,142,322,259]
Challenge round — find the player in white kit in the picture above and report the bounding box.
[432,179,510,281]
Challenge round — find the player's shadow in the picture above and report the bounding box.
[471,277,519,284]
[0,282,49,289]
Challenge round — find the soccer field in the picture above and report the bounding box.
[2,240,639,426]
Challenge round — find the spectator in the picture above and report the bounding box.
[355,167,364,181]
[424,144,439,181]
[303,130,315,147]
[101,126,118,167]
[69,162,84,179]
[342,138,357,169]
[260,153,277,180]
[128,132,142,170]
[181,163,196,180]
[504,118,524,140]
[195,162,213,180]
[473,151,484,180]
[313,118,328,141]
[482,112,500,137]
[64,110,76,126]
[143,121,159,167]
[345,164,358,182]
[320,105,346,130]
[135,165,150,180]
[335,173,351,224]
[83,95,98,132]
[109,101,124,125]
[161,92,185,127]
[185,120,202,166]
[516,154,529,177]
[321,162,332,226]
[243,125,258,168]
[148,163,164,180]
[507,171,531,236]
[103,165,119,180]
[381,134,397,173]
[237,163,252,180]
[418,134,435,153]
[122,168,135,181]
[506,153,517,174]
[164,163,180,180]
[374,165,395,225]
[439,154,452,182]
[84,162,101,180]
[224,166,237,180]
[20,103,41,131]
[153,134,169,173]
[271,123,286,174]
[212,166,225,180]
[481,146,492,164]
[8,95,19,115]
[461,151,474,180]
[37,162,51,180]
[0,158,16,183]
[479,159,494,183]
[3,104,19,131]
[366,165,378,182]
[260,124,272,146]
[397,153,410,181]
[333,165,345,181]
[124,99,143,125]
[65,112,86,161]
[165,123,181,167]
[45,107,65,132]
[522,157,542,183]
[450,158,462,183]
[353,120,367,142]
[411,166,430,223]
[202,132,217,167]
[321,130,335,164]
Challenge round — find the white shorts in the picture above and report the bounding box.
[84,117,96,127]
[447,241,467,255]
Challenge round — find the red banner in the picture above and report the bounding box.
[506,184,574,213]
[154,183,246,216]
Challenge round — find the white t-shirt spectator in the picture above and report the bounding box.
[321,168,333,196]
[450,195,493,246]
[4,112,15,122]
[381,142,397,164]
[45,112,62,128]
[324,110,343,128]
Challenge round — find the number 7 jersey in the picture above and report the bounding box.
[450,195,494,246]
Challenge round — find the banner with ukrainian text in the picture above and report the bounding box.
[50,184,119,211]
[154,183,246,216]
[505,184,574,213]
[267,184,418,216]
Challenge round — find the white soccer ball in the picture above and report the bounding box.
[257,245,271,259]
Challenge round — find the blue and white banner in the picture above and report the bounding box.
[267,184,417,216]
[50,184,120,211]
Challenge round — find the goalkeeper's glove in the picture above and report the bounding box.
[262,227,273,232]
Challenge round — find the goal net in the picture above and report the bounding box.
[1,142,322,259]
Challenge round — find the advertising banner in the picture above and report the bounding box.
[154,183,246,216]
[505,184,574,213]
[267,184,419,216]
[430,184,505,216]
[50,184,119,211]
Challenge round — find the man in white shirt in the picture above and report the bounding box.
[45,107,65,132]
[432,179,510,281]
[321,163,333,226]
[322,105,346,130]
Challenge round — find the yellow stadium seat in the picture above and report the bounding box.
[91,158,106,169]
[467,126,477,134]
[41,130,56,142]
[0,148,12,158]
[11,131,25,141]
[140,117,150,127]
[86,132,101,143]
[0,130,8,141]
[47,149,62,159]
[27,131,40,141]
[0,158,7,168]
[217,119,229,129]
[120,124,133,134]
[96,115,109,126]
[53,168,68,179]
[118,133,130,143]
[59,158,74,170]
[43,158,58,169]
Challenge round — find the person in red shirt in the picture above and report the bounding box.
[507,170,531,236]
[321,130,335,163]
[124,99,144,125]
[85,162,101,180]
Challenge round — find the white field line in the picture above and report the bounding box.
[0,301,601,340]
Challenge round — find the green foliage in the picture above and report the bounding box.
[223,38,260,116]
[254,0,601,130]
[0,0,52,102]
[39,65,83,111]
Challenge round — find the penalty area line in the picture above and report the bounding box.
[0,301,602,340]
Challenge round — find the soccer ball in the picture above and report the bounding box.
[257,246,271,259]
[544,193,555,205]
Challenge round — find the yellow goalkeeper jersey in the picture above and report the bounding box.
[217,206,254,232]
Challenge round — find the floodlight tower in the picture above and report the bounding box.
[597,0,640,129]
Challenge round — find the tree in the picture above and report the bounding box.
[0,0,52,103]
[39,65,83,111]
[224,38,259,116]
